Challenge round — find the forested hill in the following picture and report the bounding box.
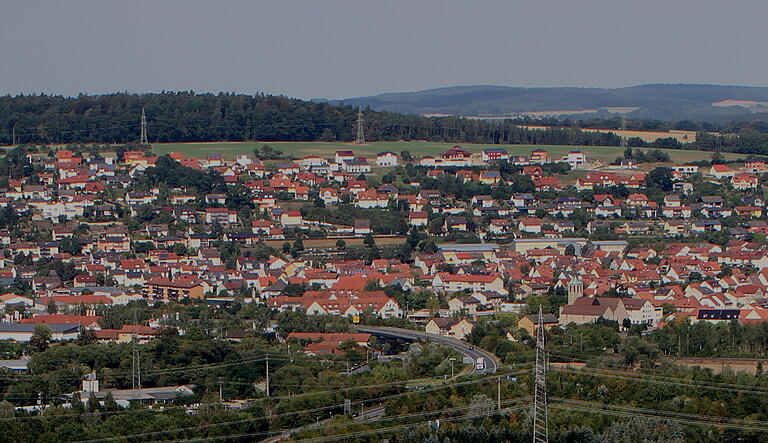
[330,84,768,121]
[0,92,623,147]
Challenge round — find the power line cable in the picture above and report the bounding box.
[71,373,528,443]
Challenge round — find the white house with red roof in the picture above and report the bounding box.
[732,173,759,190]
[376,152,398,167]
[432,272,506,294]
[709,164,736,179]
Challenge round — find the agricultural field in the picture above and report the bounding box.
[151,141,740,163]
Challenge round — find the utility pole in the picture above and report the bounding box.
[265,355,270,397]
[12,125,16,146]
[139,107,149,145]
[355,108,365,145]
[219,378,223,404]
[449,357,455,379]
[533,305,549,443]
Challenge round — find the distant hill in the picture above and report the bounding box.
[330,84,768,121]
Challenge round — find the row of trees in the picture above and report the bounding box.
[9,92,768,155]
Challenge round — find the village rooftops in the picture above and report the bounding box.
[437,243,499,252]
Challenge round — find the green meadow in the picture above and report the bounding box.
[151,141,738,163]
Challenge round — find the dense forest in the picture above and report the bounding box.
[7,91,768,155]
[0,92,620,146]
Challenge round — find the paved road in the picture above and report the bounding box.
[355,325,499,375]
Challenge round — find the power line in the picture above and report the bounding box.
[154,402,532,443]
[289,401,532,443]
[551,366,768,397]
[72,373,528,443]
[549,397,768,433]
[545,352,768,395]
[552,397,768,429]
[0,355,283,382]
[2,367,528,423]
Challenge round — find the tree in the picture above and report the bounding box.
[59,236,81,255]
[645,167,673,191]
[71,392,85,413]
[172,243,189,256]
[363,233,375,247]
[29,325,52,353]
[335,239,346,250]
[88,392,101,412]
[319,128,336,141]
[0,400,14,418]
[602,417,684,443]
[132,241,155,254]
[619,336,659,368]
[77,329,97,345]
[103,392,120,411]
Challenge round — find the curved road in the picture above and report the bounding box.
[355,325,499,375]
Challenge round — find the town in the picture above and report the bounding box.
[8,1,768,440]
[1,142,767,371]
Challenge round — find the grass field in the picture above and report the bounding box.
[151,141,740,164]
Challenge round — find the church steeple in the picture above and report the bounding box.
[567,274,583,304]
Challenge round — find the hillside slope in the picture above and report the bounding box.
[330,84,768,121]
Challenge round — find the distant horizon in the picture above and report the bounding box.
[5,81,768,102]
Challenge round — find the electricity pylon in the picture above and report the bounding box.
[139,108,149,144]
[533,305,549,443]
[355,108,365,144]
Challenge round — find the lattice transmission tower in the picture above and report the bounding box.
[355,108,365,144]
[620,116,627,149]
[139,107,149,144]
[533,305,549,443]
[131,311,142,400]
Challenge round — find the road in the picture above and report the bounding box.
[354,325,499,375]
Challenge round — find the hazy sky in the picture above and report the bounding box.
[2,0,768,99]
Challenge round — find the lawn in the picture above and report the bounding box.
[152,141,738,164]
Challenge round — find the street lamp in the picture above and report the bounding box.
[449,357,456,379]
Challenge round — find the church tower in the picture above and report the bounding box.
[567,274,583,304]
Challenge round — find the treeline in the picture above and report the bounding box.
[9,91,768,155]
[0,92,622,146]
